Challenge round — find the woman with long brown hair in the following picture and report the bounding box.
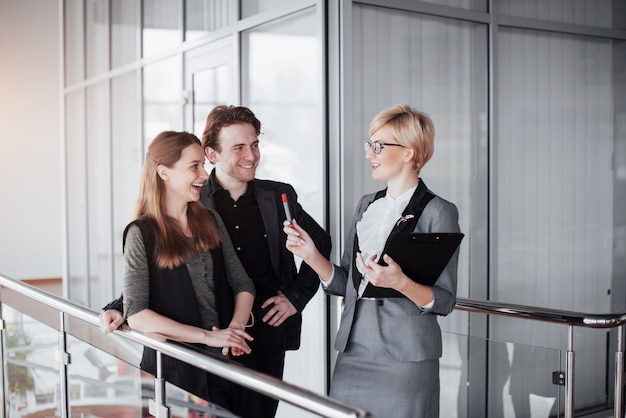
[123,130,255,409]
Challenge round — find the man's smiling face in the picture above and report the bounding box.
[207,122,261,184]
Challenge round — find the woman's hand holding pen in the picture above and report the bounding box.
[283,219,317,262]
[283,219,334,282]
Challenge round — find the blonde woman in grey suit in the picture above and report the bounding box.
[283,104,461,418]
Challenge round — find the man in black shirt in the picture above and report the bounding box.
[100,105,331,418]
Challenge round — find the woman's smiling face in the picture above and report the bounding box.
[366,125,407,182]
[162,143,208,203]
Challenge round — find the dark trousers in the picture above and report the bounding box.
[231,317,287,418]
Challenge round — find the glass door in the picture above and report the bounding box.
[184,42,233,138]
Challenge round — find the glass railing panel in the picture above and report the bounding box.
[60,314,334,417]
[442,331,564,418]
[161,381,240,418]
[64,321,240,417]
[496,341,563,418]
[441,331,467,418]
[2,305,61,418]
[66,334,145,417]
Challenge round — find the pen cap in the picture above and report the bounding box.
[281,193,288,203]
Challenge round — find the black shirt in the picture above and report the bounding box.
[213,183,279,309]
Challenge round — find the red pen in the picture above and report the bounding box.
[281,193,293,227]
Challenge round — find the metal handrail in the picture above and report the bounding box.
[0,274,367,418]
[456,297,626,328]
[455,296,626,418]
[2,273,625,418]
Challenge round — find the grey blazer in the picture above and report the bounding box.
[325,180,461,362]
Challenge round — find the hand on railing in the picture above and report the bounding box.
[99,309,129,333]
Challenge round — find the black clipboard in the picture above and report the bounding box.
[380,232,464,286]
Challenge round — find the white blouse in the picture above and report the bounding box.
[355,185,417,296]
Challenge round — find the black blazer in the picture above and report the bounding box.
[201,170,332,350]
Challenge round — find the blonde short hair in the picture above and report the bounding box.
[369,104,435,173]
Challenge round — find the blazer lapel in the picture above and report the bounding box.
[200,169,219,210]
[360,180,433,298]
[381,179,429,253]
[255,182,281,279]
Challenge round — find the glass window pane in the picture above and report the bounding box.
[112,72,141,298]
[111,0,139,68]
[64,0,84,85]
[143,0,182,57]
[185,0,234,41]
[351,5,487,414]
[243,10,323,219]
[86,0,109,78]
[419,0,487,11]
[351,4,487,298]
[241,0,294,18]
[495,28,625,410]
[498,0,626,30]
[87,82,113,310]
[192,65,229,134]
[496,30,619,309]
[242,9,325,413]
[184,44,233,136]
[143,56,183,144]
[65,90,88,305]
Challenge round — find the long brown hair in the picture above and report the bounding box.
[135,131,221,269]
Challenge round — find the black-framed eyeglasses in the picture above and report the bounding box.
[364,140,405,155]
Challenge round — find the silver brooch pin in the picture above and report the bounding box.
[395,214,414,227]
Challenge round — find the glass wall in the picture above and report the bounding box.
[499,0,626,29]
[493,28,625,412]
[111,72,141,297]
[65,90,88,305]
[86,81,112,310]
[242,8,325,413]
[185,0,233,40]
[85,0,109,78]
[111,0,139,69]
[143,56,183,143]
[142,0,181,58]
[348,1,487,322]
[345,0,625,416]
[62,2,325,417]
[62,0,626,416]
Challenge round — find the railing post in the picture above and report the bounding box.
[565,325,575,418]
[58,311,70,418]
[615,324,624,418]
[148,351,170,418]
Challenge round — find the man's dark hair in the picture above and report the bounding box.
[201,105,262,151]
